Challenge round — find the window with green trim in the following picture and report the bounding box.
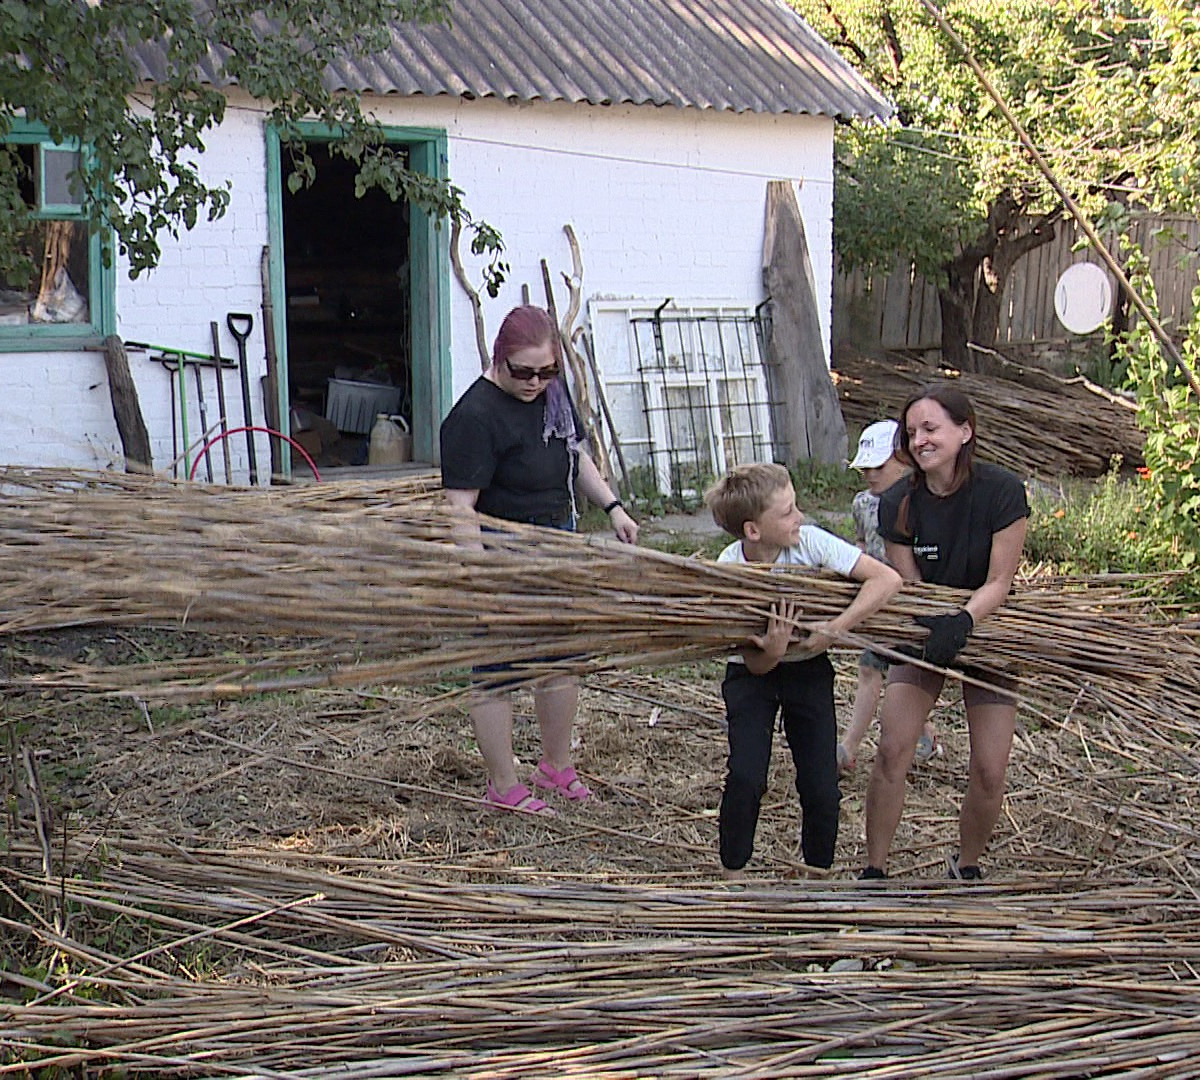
[0,127,113,347]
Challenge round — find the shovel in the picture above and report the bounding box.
[226,312,258,485]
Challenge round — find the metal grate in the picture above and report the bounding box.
[630,300,778,499]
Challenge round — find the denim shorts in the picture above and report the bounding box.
[859,648,890,674]
[887,662,1017,708]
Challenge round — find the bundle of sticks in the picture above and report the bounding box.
[0,463,444,507]
[5,839,1200,1077]
[834,350,1144,477]
[0,471,1195,747]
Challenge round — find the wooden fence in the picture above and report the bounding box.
[834,214,1200,352]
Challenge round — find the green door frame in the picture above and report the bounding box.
[264,122,451,474]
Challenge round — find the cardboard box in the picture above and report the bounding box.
[291,428,323,466]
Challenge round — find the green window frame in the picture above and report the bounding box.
[0,122,115,351]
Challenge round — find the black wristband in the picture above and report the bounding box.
[602,499,623,514]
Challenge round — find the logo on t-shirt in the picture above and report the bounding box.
[914,543,939,561]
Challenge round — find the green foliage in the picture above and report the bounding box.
[609,457,861,528]
[1025,466,1161,575]
[800,0,1200,250]
[0,1,506,288]
[789,458,863,514]
[831,124,971,285]
[1080,340,1130,390]
[146,703,200,728]
[1111,247,1200,587]
[789,1,1200,353]
[640,530,729,560]
[1026,466,1197,609]
[623,463,710,517]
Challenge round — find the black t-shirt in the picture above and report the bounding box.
[439,377,582,525]
[877,461,1029,589]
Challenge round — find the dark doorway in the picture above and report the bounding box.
[282,144,412,468]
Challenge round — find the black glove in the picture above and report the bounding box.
[914,610,974,667]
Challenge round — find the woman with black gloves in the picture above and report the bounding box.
[860,383,1028,881]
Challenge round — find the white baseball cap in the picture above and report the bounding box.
[850,420,899,469]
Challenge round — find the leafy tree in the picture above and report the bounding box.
[791,0,1200,369]
[1116,246,1200,584]
[0,0,505,287]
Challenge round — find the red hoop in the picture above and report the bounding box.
[188,425,322,483]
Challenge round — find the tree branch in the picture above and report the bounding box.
[449,216,490,372]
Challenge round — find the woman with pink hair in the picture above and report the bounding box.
[440,305,638,814]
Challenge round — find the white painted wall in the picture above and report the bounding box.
[396,97,835,403]
[118,103,272,481]
[0,92,834,478]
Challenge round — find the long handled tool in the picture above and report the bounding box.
[127,341,215,362]
[167,360,178,478]
[129,341,235,482]
[209,321,234,484]
[191,356,214,483]
[226,313,258,485]
[172,353,191,480]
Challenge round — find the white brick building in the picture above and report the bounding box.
[0,0,887,485]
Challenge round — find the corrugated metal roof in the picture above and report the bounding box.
[135,0,891,121]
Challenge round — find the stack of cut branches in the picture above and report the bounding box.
[0,463,444,509]
[4,839,1200,1076]
[0,474,1195,748]
[834,350,1144,477]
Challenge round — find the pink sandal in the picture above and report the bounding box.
[485,781,556,816]
[530,760,592,802]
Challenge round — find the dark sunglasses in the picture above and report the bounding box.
[505,358,560,382]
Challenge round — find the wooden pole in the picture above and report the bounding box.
[762,180,848,464]
[556,228,613,482]
[577,328,632,497]
[209,321,234,484]
[102,335,153,474]
[260,246,283,482]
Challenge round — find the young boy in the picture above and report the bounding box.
[838,421,938,775]
[705,463,902,879]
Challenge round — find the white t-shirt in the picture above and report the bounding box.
[717,524,863,576]
[717,524,863,665]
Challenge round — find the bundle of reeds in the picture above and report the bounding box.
[834,350,1144,477]
[0,475,1195,745]
[0,463,443,509]
[4,838,1200,1076]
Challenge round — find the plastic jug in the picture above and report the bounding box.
[368,413,412,465]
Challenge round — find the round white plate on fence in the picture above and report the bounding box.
[1054,262,1113,334]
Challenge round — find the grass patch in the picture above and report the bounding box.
[789,459,863,515]
[1026,470,1162,576]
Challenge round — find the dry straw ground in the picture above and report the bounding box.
[3,471,1200,1076]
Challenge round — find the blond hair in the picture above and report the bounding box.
[704,462,792,539]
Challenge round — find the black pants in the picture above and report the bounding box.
[719,657,841,871]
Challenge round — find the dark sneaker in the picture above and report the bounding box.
[947,853,983,881]
[858,865,888,881]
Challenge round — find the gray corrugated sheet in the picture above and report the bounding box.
[134,0,891,121]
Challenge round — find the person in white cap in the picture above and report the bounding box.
[838,419,938,775]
